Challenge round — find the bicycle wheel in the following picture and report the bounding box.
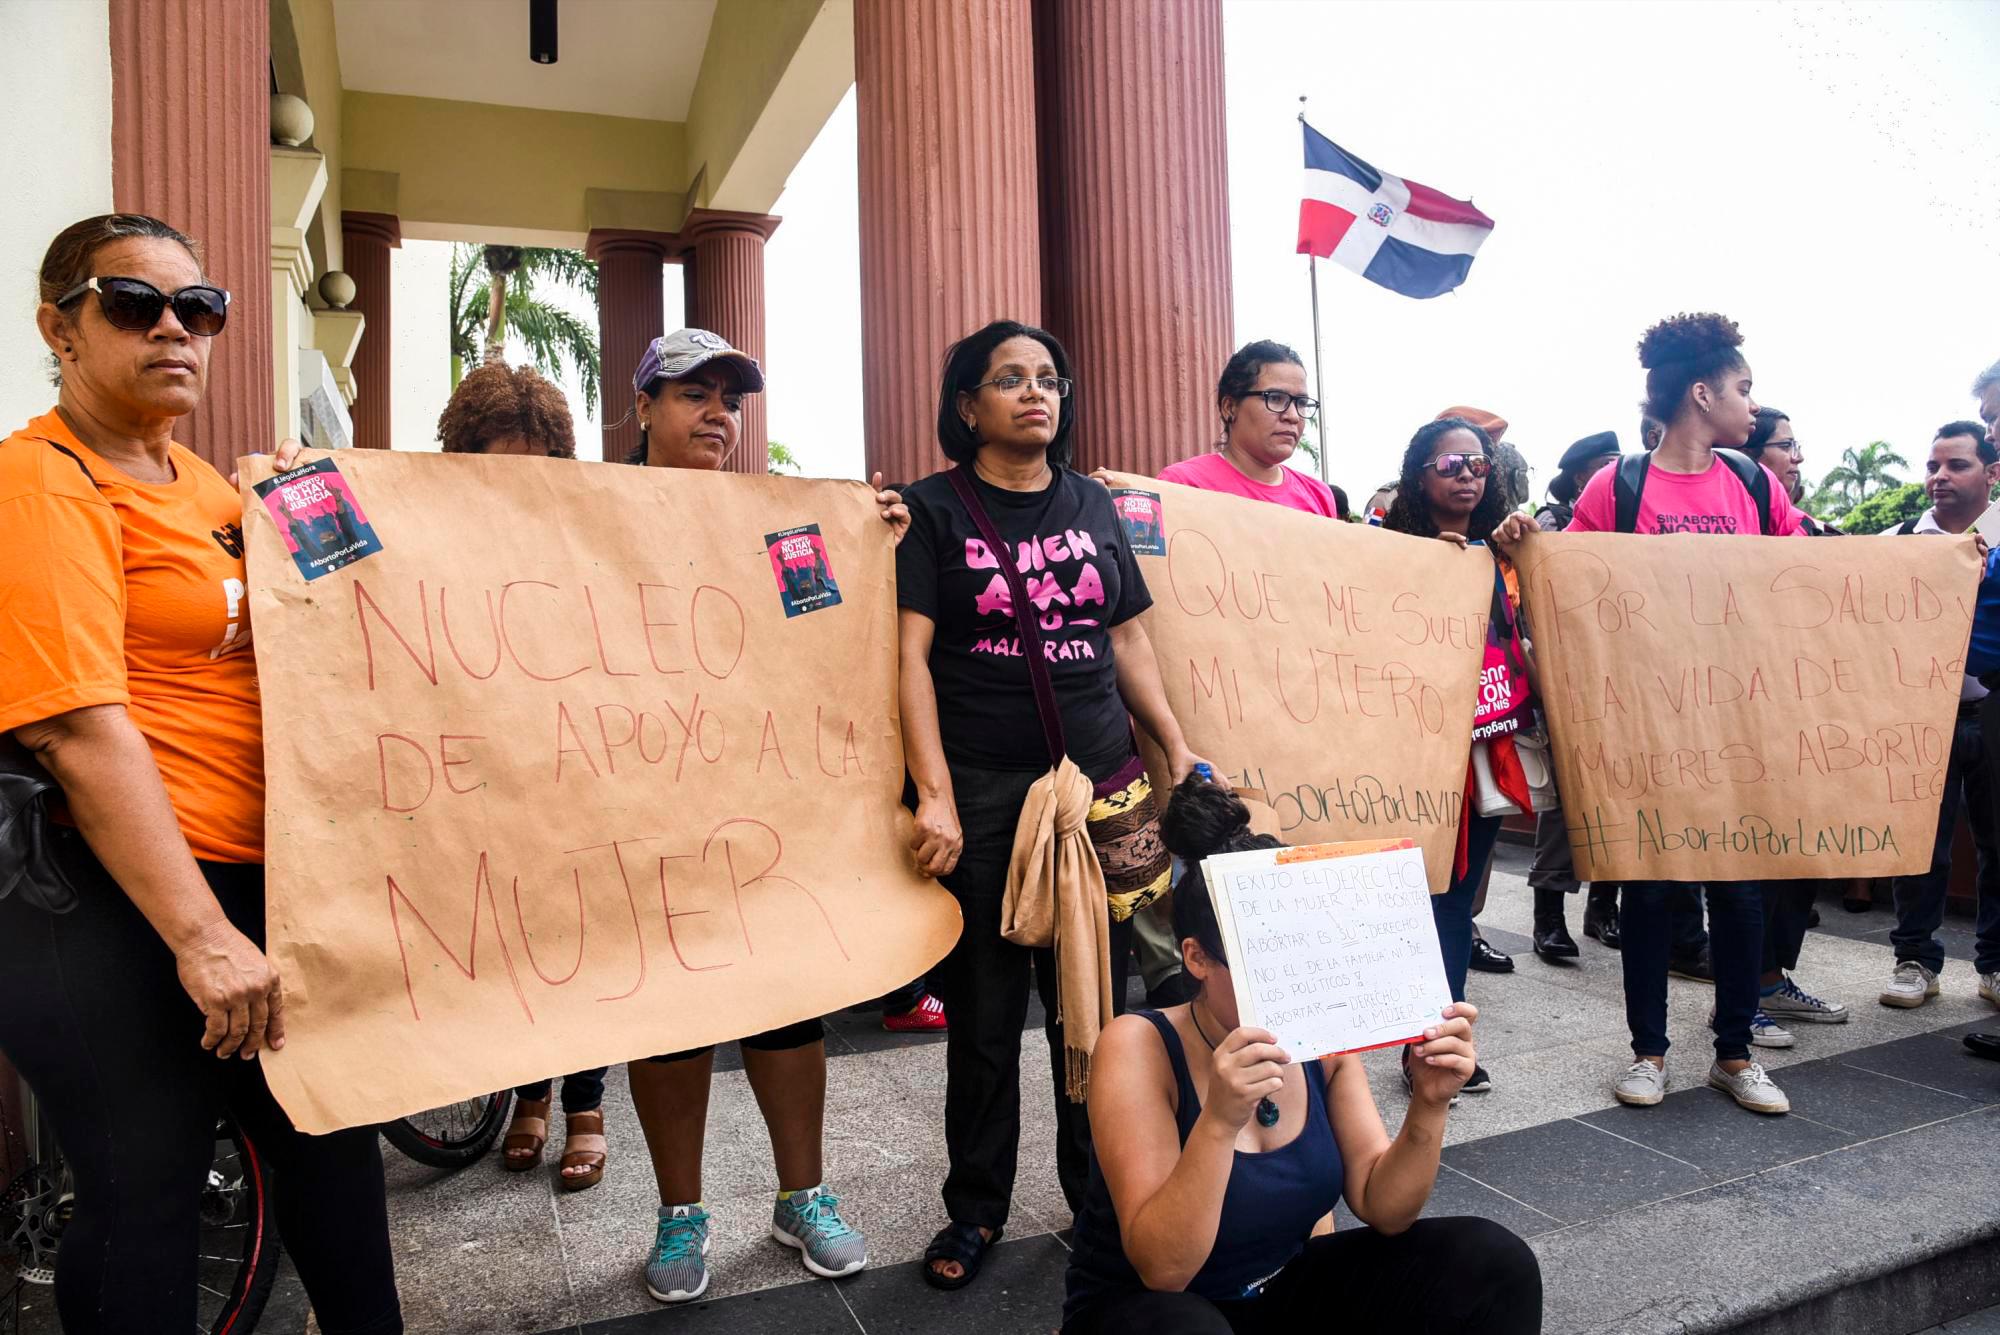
[199,1122,279,1335]
[380,1092,512,1169]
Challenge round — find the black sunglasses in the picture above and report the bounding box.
[56,276,231,337]
[1429,453,1492,479]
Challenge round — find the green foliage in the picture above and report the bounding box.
[448,244,602,415]
[1814,440,1909,512]
[767,441,801,475]
[1837,482,1928,533]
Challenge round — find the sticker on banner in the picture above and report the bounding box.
[1110,488,1167,557]
[254,458,384,581]
[765,523,844,618]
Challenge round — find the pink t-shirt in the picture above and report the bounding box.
[1156,451,1344,518]
[1567,455,1806,536]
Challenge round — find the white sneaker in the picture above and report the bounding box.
[1749,1010,1795,1049]
[1879,960,1940,1009]
[1613,1059,1666,1106]
[1708,1060,1790,1114]
[1980,971,2000,1009]
[1762,975,1848,1023]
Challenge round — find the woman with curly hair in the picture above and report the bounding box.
[1500,312,1804,1118]
[435,361,577,457]
[433,361,610,1189]
[1380,416,1528,1099]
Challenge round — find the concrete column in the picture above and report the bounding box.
[340,212,399,449]
[586,229,672,464]
[270,147,328,443]
[110,0,274,473]
[855,0,1042,485]
[682,210,779,475]
[1034,0,1233,476]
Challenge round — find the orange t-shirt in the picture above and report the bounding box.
[0,411,264,862]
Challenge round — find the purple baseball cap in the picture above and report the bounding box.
[633,328,765,395]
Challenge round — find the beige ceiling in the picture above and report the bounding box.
[332,0,715,123]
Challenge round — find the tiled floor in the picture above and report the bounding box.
[9,851,1996,1335]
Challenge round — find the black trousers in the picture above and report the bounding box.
[1062,1217,1542,1335]
[0,861,401,1335]
[929,761,1134,1230]
[514,1068,609,1110]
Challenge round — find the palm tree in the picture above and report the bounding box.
[767,441,802,475]
[447,244,602,416]
[1817,440,1909,508]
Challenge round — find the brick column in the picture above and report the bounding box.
[856,0,1042,485]
[586,229,673,464]
[682,210,779,475]
[1034,0,1233,476]
[110,0,273,473]
[340,213,400,449]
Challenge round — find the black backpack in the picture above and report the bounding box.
[1611,450,1775,536]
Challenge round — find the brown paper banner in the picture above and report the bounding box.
[1516,531,1977,882]
[1104,474,1492,891]
[243,452,961,1133]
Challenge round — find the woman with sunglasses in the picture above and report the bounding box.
[620,328,910,1305]
[0,214,400,1332]
[899,320,1214,1291]
[1383,417,1526,1099]
[1157,340,1347,518]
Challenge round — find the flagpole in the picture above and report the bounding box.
[1300,97,1330,485]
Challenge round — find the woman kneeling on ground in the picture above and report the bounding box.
[1060,777,1544,1335]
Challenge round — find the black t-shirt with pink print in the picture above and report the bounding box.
[898,466,1152,778]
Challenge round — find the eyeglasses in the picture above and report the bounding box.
[971,374,1072,398]
[1250,390,1319,420]
[1773,442,1804,460]
[55,276,231,337]
[1429,453,1492,479]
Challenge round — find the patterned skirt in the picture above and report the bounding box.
[1089,755,1173,923]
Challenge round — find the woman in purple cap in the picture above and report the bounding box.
[618,328,909,1306]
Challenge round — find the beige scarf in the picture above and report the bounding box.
[1001,757,1114,1102]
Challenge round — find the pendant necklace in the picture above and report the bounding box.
[1188,1002,1281,1128]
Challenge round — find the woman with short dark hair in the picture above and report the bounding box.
[0,213,400,1333]
[1157,339,1346,518]
[1058,777,1542,1335]
[898,319,1213,1290]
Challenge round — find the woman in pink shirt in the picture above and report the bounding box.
[1158,341,1348,519]
[1499,312,1797,1119]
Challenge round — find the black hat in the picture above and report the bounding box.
[1557,431,1620,475]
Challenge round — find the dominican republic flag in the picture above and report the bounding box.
[1297,122,1494,299]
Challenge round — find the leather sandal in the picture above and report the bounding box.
[923,1220,1001,1291]
[501,1096,550,1173]
[558,1109,607,1192]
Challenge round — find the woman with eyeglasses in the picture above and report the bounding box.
[898,320,1215,1291]
[0,215,401,1332]
[1383,417,1531,1101]
[1157,340,1347,518]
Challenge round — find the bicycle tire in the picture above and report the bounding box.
[380,1092,512,1169]
[199,1122,279,1335]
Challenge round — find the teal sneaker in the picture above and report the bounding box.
[770,1184,868,1279]
[645,1203,711,1303]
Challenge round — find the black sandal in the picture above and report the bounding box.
[923,1221,1002,1291]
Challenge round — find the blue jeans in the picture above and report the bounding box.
[1890,713,2000,976]
[1621,882,1762,1062]
[1432,814,1503,1004]
[513,1069,607,1112]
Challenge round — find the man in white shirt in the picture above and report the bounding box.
[1880,420,2000,1011]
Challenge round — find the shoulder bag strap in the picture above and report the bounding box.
[945,465,1066,768]
[1613,453,1650,534]
[1713,448,1776,535]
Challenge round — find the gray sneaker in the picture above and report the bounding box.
[1762,975,1848,1023]
[646,1204,711,1304]
[1880,960,1940,1009]
[1613,1059,1666,1106]
[1980,971,2000,1009]
[771,1184,867,1279]
[1708,1060,1789,1114]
